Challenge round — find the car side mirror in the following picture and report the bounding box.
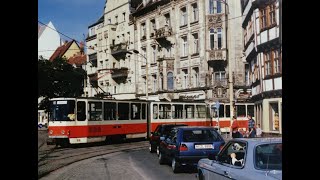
[160,136,165,141]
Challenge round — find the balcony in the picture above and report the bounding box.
[110,42,128,59]
[207,49,227,62]
[111,67,128,79]
[155,25,173,46]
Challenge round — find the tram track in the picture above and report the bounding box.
[38,141,148,179]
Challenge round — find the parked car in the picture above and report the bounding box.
[158,126,225,173]
[197,138,282,180]
[149,124,187,155]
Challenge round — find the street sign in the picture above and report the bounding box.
[215,101,220,110]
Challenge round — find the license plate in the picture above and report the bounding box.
[195,144,213,149]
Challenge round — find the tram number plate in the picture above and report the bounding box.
[195,144,213,149]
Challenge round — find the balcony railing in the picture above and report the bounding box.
[155,25,172,40]
[207,49,227,62]
[111,67,129,79]
[110,42,128,58]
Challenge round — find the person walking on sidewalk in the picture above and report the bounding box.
[247,114,256,138]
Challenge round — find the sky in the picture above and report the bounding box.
[38,0,106,42]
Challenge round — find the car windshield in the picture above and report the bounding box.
[183,129,222,142]
[49,100,75,121]
[255,143,282,170]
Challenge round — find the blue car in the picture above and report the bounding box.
[197,138,282,180]
[158,126,225,173]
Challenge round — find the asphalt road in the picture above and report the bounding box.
[40,147,198,180]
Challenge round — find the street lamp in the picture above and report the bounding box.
[128,49,148,100]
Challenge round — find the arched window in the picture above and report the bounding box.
[167,72,174,90]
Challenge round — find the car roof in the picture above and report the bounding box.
[229,137,282,144]
[175,126,215,130]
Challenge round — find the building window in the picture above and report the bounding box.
[123,12,126,21]
[210,29,215,49]
[269,102,280,132]
[165,13,171,26]
[141,47,147,66]
[193,67,199,87]
[141,23,146,38]
[181,36,188,57]
[260,9,267,29]
[264,52,271,76]
[90,27,95,36]
[192,3,199,22]
[115,15,118,24]
[180,7,187,26]
[153,75,157,92]
[164,47,172,58]
[114,86,117,94]
[209,0,215,14]
[217,0,222,13]
[167,72,174,90]
[273,49,281,74]
[245,64,250,86]
[217,28,222,49]
[108,18,111,24]
[182,69,188,89]
[214,71,226,81]
[269,4,276,25]
[152,45,157,63]
[150,19,156,35]
[193,33,199,54]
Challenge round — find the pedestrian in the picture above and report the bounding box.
[231,116,242,138]
[247,114,256,138]
[256,124,262,137]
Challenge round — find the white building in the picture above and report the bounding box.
[38,21,62,60]
[241,0,282,136]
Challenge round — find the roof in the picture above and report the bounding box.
[49,40,77,61]
[68,54,87,66]
[38,24,46,39]
[88,15,104,28]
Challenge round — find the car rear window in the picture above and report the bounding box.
[255,143,282,170]
[182,129,222,142]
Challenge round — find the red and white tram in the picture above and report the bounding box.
[48,97,254,146]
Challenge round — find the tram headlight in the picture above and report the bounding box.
[49,130,53,135]
[61,130,65,135]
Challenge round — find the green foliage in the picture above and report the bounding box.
[38,57,87,111]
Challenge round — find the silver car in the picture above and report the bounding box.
[197,138,282,180]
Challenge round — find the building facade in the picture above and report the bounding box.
[131,0,249,105]
[84,0,137,99]
[241,0,282,135]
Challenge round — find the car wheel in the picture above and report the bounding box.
[172,158,180,173]
[149,144,155,153]
[159,152,166,165]
[156,146,160,156]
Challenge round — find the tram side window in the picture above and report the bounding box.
[196,105,206,118]
[131,103,141,120]
[237,105,246,117]
[173,104,183,119]
[77,101,86,121]
[142,104,146,119]
[118,103,129,120]
[153,104,158,119]
[88,102,102,121]
[219,105,224,118]
[185,105,194,119]
[226,105,230,118]
[159,104,172,119]
[104,102,116,120]
[247,105,254,117]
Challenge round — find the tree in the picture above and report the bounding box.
[38,57,87,111]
